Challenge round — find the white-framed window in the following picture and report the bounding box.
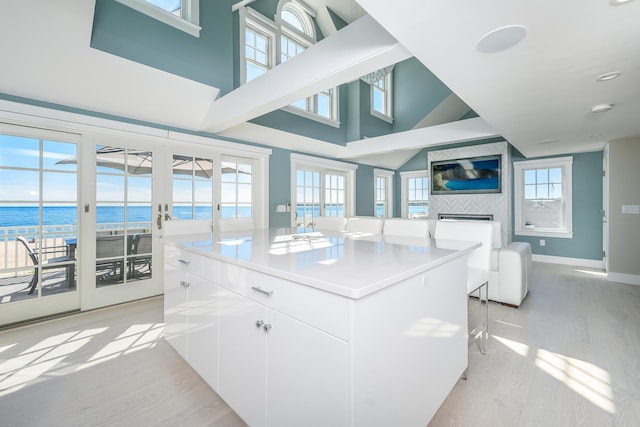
[371,71,393,122]
[374,169,394,218]
[220,156,254,219]
[245,24,272,82]
[291,153,356,229]
[514,156,573,238]
[115,0,201,37]
[400,170,428,219]
[240,1,339,125]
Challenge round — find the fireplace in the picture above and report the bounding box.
[438,213,494,221]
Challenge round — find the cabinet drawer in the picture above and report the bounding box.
[166,248,220,283]
[220,263,348,340]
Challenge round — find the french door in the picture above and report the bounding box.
[0,124,80,325]
[0,118,267,325]
[80,138,223,310]
[79,135,167,310]
[295,167,345,230]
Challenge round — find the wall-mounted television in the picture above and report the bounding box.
[431,155,501,194]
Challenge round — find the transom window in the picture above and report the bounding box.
[514,157,573,238]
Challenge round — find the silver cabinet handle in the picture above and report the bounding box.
[251,286,273,297]
[180,280,189,288]
[263,323,272,332]
[255,320,264,328]
[178,258,191,265]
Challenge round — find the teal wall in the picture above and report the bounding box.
[250,85,350,145]
[392,58,457,133]
[512,151,603,260]
[90,0,462,147]
[355,164,375,216]
[269,147,293,227]
[393,141,604,261]
[91,0,235,95]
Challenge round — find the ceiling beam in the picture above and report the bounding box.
[199,14,412,133]
[339,117,499,159]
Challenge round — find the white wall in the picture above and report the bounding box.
[608,137,640,284]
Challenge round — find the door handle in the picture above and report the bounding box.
[157,213,163,230]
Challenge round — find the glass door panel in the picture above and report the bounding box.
[324,173,345,217]
[295,169,321,230]
[0,130,79,325]
[95,146,153,287]
[221,158,252,218]
[172,155,214,221]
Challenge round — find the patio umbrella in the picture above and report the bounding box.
[57,146,215,178]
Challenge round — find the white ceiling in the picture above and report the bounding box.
[355,0,640,158]
[1,0,638,169]
[0,0,218,131]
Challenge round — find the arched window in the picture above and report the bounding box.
[241,1,338,124]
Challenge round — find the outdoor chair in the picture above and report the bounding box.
[16,236,74,294]
[129,233,152,279]
[95,235,126,282]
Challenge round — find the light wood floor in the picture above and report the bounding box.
[1,263,638,426]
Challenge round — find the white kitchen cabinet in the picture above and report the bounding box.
[164,248,220,389]
[218,287,348,427]
[266,309,347,427]
[218,288,267,427]
[186,274,219,389]
[164,260,189,360]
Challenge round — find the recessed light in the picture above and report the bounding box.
[537,139,559,144]
[477,25,527,53]
[610,0,634,5]
[596,71,622,81]
[590,104,614,113]
[588,133,604,138]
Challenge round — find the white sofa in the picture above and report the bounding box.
[429,219,532,307]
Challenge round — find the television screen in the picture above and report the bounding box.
[431,155,501,194]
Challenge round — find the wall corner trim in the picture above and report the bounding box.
[607,272,640,286]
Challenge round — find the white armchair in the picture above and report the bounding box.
[345,216,384,234]
[432,220,531,307]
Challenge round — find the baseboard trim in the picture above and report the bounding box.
[607,272,640,286]
[532,254,604,269]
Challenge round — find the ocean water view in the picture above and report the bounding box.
[0,206,223,239]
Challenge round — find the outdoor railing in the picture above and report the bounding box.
[0,222,151,274]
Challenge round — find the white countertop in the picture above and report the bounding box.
[164,227,479,299]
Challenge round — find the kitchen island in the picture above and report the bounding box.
[163,227,478,427]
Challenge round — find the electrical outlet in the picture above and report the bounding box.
[539,239,545,247]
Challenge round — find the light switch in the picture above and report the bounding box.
[276,204,287,213]
[621,205,640,214]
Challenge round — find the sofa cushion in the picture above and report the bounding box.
[492,221,502,249]
[490,249,500,271]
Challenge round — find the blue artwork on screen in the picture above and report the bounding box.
[431,155,501,194]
